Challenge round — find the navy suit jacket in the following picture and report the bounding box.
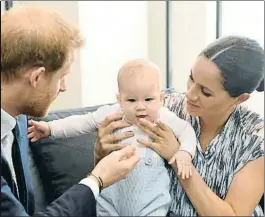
[1,115,96,216]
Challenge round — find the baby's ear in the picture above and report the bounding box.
[116,94,121,104]
[160,92,164,103]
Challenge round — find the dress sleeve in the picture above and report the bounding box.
[234,133,264,174]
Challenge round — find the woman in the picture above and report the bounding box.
[94,36,264,216]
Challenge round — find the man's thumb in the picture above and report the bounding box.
[123,154,140,168]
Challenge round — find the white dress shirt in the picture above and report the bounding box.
[1,109,18,190]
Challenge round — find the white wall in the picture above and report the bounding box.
[78,1,217,106]
[170,1,216,92]
[147,1,166,89]
[12,1,83,110]
[11,1,216,109]
[79,1,148,106]
[8,1,263,117]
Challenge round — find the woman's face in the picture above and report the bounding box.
[185,56,245,119]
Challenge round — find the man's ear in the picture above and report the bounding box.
[236,93,250,105]
[28,67,46,88]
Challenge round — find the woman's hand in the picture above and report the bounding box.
[136,118,180,161]
[94,113,134,165]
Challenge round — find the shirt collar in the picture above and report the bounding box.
[1,108,16,140]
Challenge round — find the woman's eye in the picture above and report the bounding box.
[128,99,136,102]
[201,88,211,97]
[145,98,153,102]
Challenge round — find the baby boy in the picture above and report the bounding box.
[28,59,197,216]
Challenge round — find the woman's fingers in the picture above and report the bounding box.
[137,124,161,141]
[137,138,160,151]
[100,120,131,136]
[155,120,171,132]
[138,118,164,137]
[101,131,134,144]
[100,112,123,128]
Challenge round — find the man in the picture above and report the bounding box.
[1,5,139,216]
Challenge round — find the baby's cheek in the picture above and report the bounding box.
[123,109,135,123]
[151,104,161,117]
[149,111,159,122]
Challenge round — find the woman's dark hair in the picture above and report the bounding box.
[256,79,264,92]
[199,36,264,97]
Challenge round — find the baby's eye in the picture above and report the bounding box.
[128,99,136,102]
[145,98,153,102]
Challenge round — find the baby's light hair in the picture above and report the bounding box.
[117,59,161,91]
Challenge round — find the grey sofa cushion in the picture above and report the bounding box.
[28,149,47,212]
[29,105,104,204]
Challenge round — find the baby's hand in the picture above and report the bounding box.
[27,120,51,142]
[169,150,192,179]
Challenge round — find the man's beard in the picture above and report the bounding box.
[22,92,54,117]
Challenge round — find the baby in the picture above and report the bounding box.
[28,59,197,216]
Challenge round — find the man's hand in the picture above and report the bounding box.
[91,146,140,188]
[94,113,134,165]
[27,120,51,142]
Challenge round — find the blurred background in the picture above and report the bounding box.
[2,1,264,116]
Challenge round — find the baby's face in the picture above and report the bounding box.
[117,69,163,125]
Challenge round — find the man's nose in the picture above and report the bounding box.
[60,77,67,92]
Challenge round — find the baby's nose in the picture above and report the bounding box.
[136,102,146,110]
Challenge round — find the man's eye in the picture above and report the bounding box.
[145,98,153,102]
[201,88,211,97]
[128,99,136,102]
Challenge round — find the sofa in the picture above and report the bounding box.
[28,105,102,212]
[28,105,264,213]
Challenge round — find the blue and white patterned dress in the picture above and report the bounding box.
[163,90,264,216]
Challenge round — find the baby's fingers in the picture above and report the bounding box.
[27,132,35,139]
[183,165,193,179]
[189,165,193,177]
[179,166,190,179]
[177,160,183,176]
[28,119,39,126]
[31,137,39,143]
[169,155,177,165]
[28,126,34,133]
